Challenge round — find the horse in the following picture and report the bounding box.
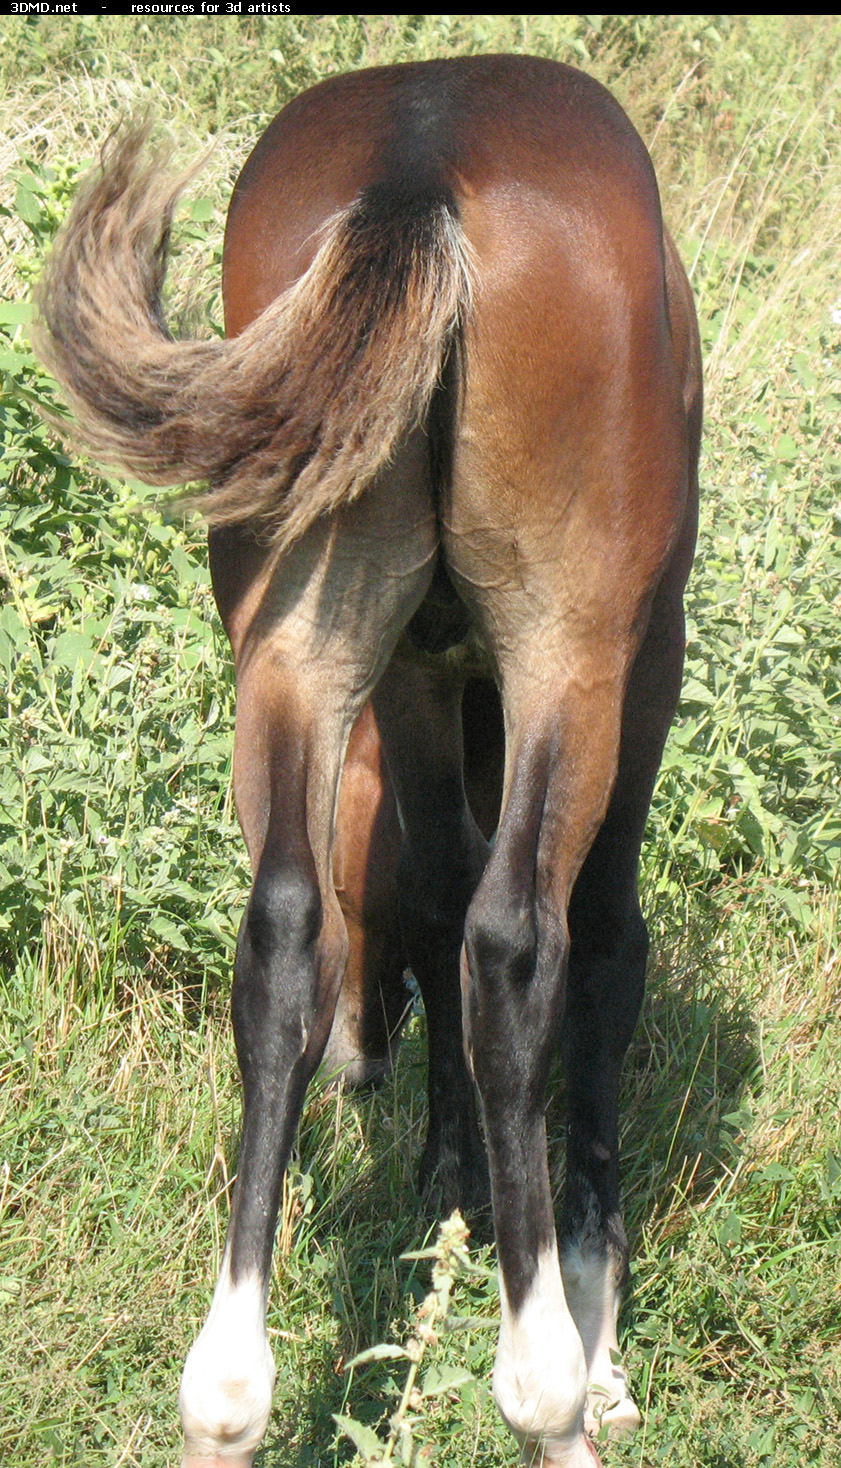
[326,678,504,1091]
[34,53,701,1468]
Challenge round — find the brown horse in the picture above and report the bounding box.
[326,679,504,1091]
[34,54,701,1468]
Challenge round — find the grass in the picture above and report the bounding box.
[0,13,840,1468]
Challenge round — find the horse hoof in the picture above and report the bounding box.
[535,1435,605,1468]
[584,1388,642,1439]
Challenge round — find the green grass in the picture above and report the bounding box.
[1,14,840,1468]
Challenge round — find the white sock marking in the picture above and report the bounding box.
[179,1258,275,1461]
[493,1245,596,1466]
[561,1244,640,1436]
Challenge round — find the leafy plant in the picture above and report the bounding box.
[335,1211,488,1468]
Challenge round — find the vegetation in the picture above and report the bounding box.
[1,14,839,1468]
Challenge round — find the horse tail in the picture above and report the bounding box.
[33,120,474,549]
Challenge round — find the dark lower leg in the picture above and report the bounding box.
[558,589,686,1431]
[180,766,349,1465]
[404,860,489,1213]
[562,857,648,1269]
[228,855,346,1276]
[461,669,639,1464]
[463,788,592,1465]
[373,662,489,1215]
[557,830,649,1435]
[561,577,686,1260]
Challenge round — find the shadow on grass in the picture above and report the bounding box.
[618,918,760,1244]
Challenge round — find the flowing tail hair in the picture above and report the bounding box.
[32,120,474,549]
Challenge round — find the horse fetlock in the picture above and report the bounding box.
[180,1361,274,1463]
[560,1241,640,1438]
[418,1113,490,1219]
[515,1431,605,1468]
[180,1358,274,1462]
[179,1268,275,1463]
[494,1352,589,1465]
[494,1249,590,1465]
[584,1381,641,1439]
[540,1436,605,1468]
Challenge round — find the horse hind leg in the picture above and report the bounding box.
[179,681,347,1468]
[446,322,689,1466]
[559,536,691,1437]
[323,703,410,1088]
[559,387,698,1440]
[179,443,436,1468]
[372,653,491,1218]
[460,641,637,1468]
[459,563,692,1463]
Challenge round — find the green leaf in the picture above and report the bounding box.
[50,632,96,669]
[148,915,190,951]
[716,1212,742,1249]
[0,346,36,371]
[0,299,33,324]
[14,184,41,227]
[344,1343,410,1370]
[332,1414,386,1462]
[420,1364,475,1397]
[757,1162,794,1184]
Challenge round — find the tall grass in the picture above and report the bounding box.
[1,15,839,1468]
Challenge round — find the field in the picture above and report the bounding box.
[1,14,840,1468]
